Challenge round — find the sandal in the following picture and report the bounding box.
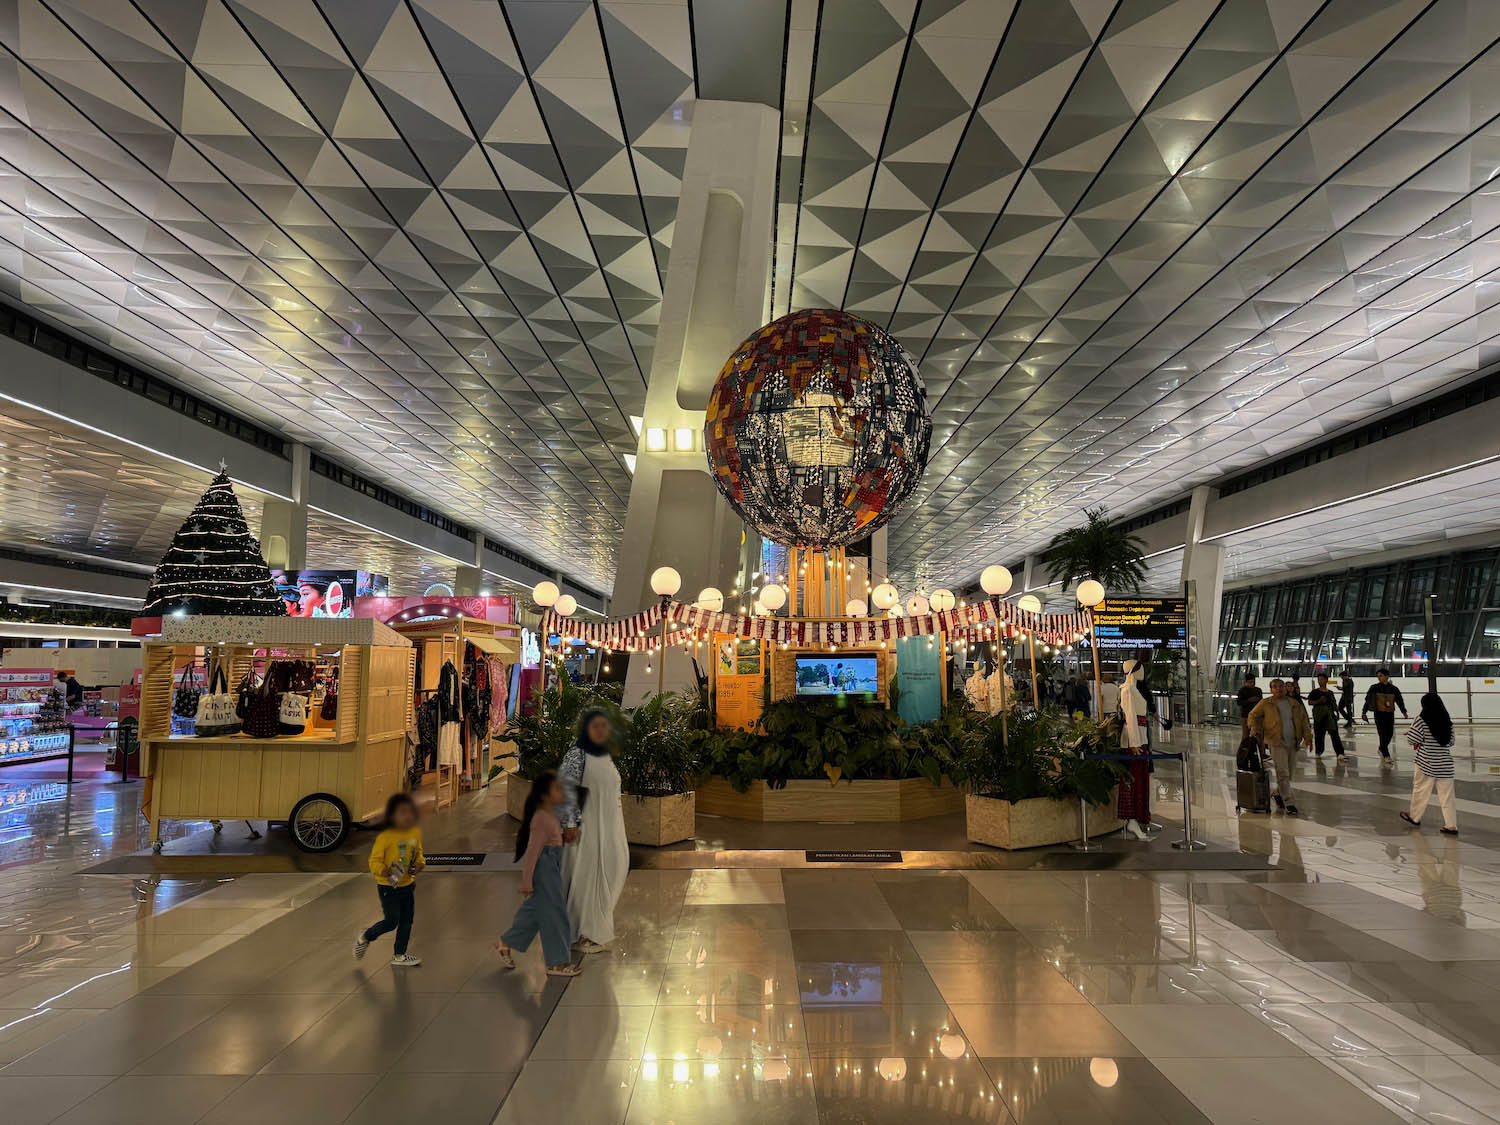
[1399,811,1420,828]
[575,938,611,955]
[493,942,515,969]
[547,962,583,977]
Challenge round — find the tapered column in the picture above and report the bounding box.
[615,102,780,706]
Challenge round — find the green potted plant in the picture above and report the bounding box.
[959,710,1125,849]
[1045,505,1148,592]
[493,675,622,820]
[616,691,703,846]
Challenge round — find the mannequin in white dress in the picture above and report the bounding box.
[1118,659,1151,840]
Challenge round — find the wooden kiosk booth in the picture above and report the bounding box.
[390,614,522,804]
[140,615,414,853]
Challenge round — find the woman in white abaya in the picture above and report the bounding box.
[557,708,629,953]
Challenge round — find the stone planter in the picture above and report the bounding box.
[965,791,1122,850]
[508,775,696,847]
[622,791,695,846]
[695,776,964,822]
[506,772,529,822]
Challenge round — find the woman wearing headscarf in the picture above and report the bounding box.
[558,708,629,953]
[1400,693,1458,835]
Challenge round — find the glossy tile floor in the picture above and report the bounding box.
[5,722,1500,1122]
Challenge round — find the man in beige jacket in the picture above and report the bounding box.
[1248,678,1313,816]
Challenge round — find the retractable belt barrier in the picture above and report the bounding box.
[1072,751,1205,851]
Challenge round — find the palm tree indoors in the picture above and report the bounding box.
[1045,506,1148,594]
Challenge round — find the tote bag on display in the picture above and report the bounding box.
[278,691,308,735]
[172,662,201,719]
[319,668,339,721]
[242,672,281,739]
[194,664,240,737]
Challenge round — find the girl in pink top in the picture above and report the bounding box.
[495,772,580,976]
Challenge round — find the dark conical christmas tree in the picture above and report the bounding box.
[141,468,287,617]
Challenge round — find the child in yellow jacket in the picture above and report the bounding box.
[354,794,424,966]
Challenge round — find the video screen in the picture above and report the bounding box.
[795,655,878,697]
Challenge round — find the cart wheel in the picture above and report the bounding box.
[288,793,350,853]
[211,819,223,834]
[152,840,163,855]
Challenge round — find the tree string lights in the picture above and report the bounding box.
[141,469,286,618]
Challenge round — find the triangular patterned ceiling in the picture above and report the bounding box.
[0,0,1497,592]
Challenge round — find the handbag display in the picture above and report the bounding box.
[194,663,240,737]
[242,673,281,739]
[319,667,339,721]
[171,662,201,719]
[278,690,308,736]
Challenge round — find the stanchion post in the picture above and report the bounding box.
[1070,793,1101,852]
[1170,750,1207,851]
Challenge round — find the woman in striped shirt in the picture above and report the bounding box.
[1400,693,1458,835]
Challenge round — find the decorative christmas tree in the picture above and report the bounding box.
[141,466,287,617]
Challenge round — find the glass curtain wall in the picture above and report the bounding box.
[1217,546,1500,696]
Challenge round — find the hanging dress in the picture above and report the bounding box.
[563,751,630,945]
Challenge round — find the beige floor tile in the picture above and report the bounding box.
[684,870,785,906]
[528,1003,655,1061]
[1100,1003,1312,1058]
[1154,1057,1409,1125]
[625,1054,818,1124]
[949,1003,1142,1059]
[493,1060,639,1125]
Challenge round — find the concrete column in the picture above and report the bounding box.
[1181,485,1225,722]
[454,566,484,596]
[870,529,889,586]
[614,101,780,707]
[1022,555,1042,595]
[259,444,310,570]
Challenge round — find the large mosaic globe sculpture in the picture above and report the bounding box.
[705,308,932,548]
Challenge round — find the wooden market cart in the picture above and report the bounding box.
[140,616,414,853]
[392,615,522,802]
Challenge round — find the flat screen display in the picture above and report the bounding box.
[795,655,878,697]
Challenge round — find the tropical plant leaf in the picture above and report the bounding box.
[1044,506,1149,594]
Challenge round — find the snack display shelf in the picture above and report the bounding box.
[0,725,76,782]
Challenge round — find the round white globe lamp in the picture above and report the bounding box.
[870,582,898,610]
[979,565,1012,597]
[877,1057,907,1082]
[697,586,724,612]
[554,594,577,617]
[905,593,929,617]
[1090,1057,1119,1088]
[1076,579,1105,608]
[845,598,868,618]
[649,566,681,598]
[532,580,559,607]
[1016,594,1042,615]
[930,589,956,612]
[758,584,787,612]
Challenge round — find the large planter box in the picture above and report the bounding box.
[965,792,1122,850]
[507,775,696,847]
[622,792,695,846]
[506,772,529,821]
[696,776,964,822]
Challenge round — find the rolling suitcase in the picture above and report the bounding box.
[1235,736,1270,813]
[1236,768,1270,813]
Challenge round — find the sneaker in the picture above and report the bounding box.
[353,935,369,961]
[1400,811,1420,828]
[1285,804,1299,817]
[574,938,610,955]
[390,953,422,967]
[1273,794,1286,812]
[1441,827,1459,836]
